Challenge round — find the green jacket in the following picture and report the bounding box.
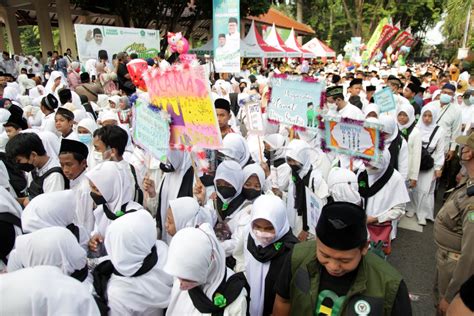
[289,241,402,315]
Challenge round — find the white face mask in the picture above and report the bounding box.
[179,279,200,291]
[365,166,379,175]
[252,229,276,247]
[327,102,337,112]
[92,150,103,163]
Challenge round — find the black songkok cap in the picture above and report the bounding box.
[326,86,344,98]
[4,114,28,130]
[41,93,59,111]
[410,76,421,87]
[349,78,363,87]
[214,98,231,113]
[332,74,341,84]
[406,82,420,94]
[57,88,72,105]
[366,85,376,92]
[316,202,368,250]
[60,139,89,160]
[387,75,402,87]
[56,107,75,121]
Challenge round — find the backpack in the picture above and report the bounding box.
[419,126,439,171]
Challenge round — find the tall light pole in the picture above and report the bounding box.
[462,2,472,48]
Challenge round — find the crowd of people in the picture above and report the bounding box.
[0,47,473,316]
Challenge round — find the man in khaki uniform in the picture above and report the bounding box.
[434,131,474,315]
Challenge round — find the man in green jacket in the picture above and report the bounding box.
[273,202,412,316]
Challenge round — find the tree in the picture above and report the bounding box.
[443,0,473,49]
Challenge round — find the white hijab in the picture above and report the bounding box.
[243,163,266,191]
[0,266,100,316]
[85,161,134,213]
[164,224,226,298]
[246,195,290,316]
[263,133,287,161]
[169,197,212,233]
[7,226,86,275]
[363,103,380,118]
[103,210,173,314]
[396,102,416,130]
[22,190,77,232]
[416,104,440,143]
[379,115,399,143]
[159,149,193,242]
[0,186,23,245]
[214,160,244,203]
[327,167,361,205]
[45,70,67,94]
[365,150,410,217]
[285,139,312,178]
[219,133,251,167]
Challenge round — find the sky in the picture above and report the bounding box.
[425,20,445,45]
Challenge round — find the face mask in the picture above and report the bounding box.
[469,96,474,105]
[78,133,92,145]
[439,93,452,104]
[263,150,274,161]
[365,166,379,175]
[179,279,200,291]
[253,229,276,247]
[17,162,35,172]
[217,186,236,199]
[45,74,50,80]
[242,188,261,201]
[90,192,107,205]
[159,162,175,173]
[92,150,104,163]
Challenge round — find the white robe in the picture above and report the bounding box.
[70,171,95,235]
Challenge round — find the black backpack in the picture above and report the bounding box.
[419,126,439,171]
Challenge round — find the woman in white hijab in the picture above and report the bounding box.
[0,186,22,271]
[358,149,410,243]
[21,190,89,250]
[7,226,91,290]
[44,70,67,94]
[263,133,291,194]
[164,224,248,315]
[77,117,99,169]
[285,139,328,240]
[379,115,409,180]
[0,266,100,316]
[219,133,253,167]
[85,161,144,255]
[327,167,361,205]
[397,101,422,193]
[411,105,445,225]
[165,196,214,239]
[93,210,173,316]
[243,195,298,316]
[363,103,380,119]
[156,149,194,243]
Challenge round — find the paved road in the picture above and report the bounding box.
[389,187,446,315]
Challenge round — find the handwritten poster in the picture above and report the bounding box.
[132,98,170,161]
[268,75,324,127]
[246,101,264,134]
[305,187,322,235]
[144,65,222,149]
[322,115,383,160]
[373,87,396,113]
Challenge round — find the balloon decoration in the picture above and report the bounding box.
[126,59,149,92]
[167,32,189,55]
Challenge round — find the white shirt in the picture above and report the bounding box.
[338,102,365,120]
[27,156,65,193]
[70,171,95,235]
[427,100,462,152]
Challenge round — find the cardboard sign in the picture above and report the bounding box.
[373,87,396,113]
[268,75,324,127]
[322,115,383,160]
[132,98,170,161]
[144,65,222,149]
[305,187,322,235]
[246,101,264,134]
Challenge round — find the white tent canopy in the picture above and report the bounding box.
[264,23,301,58]
[302,38,336,58]
[285,28,315,58]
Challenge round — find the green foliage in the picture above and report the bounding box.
[443,0,473,49]
[18,26,61,55]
